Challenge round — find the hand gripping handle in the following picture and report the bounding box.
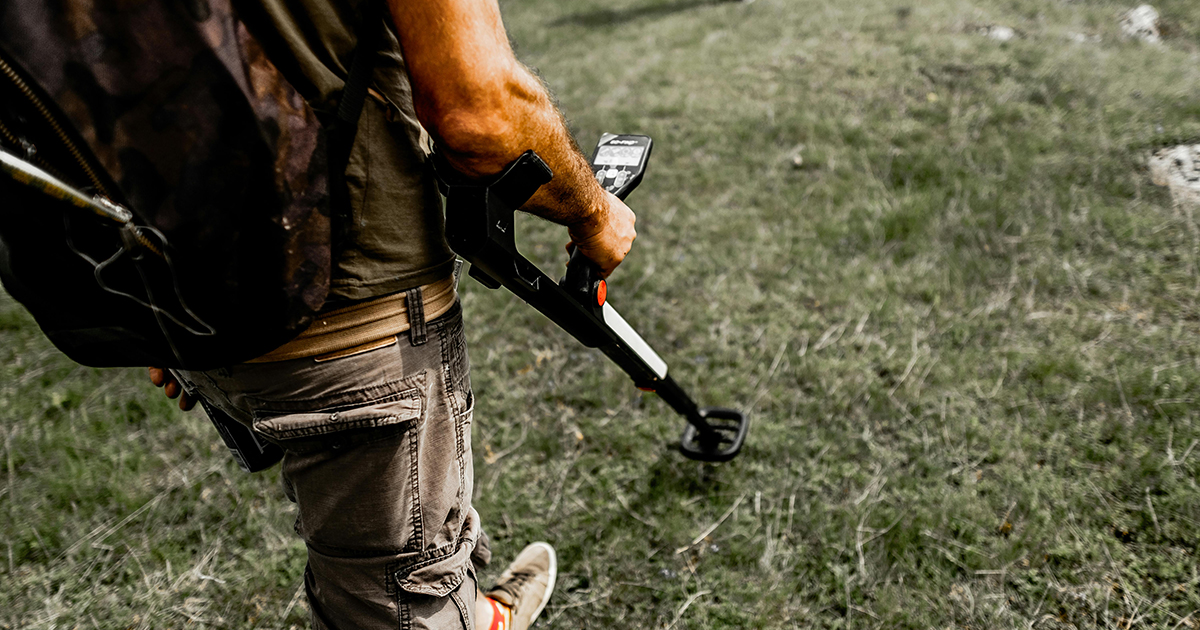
[561,246,606,317]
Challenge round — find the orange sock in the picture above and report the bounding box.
[486,597,511,630]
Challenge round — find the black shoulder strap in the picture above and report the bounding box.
[327,0,387,246]
[336,0,386,127]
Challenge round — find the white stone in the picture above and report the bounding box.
[1148,145,1200,209]
[986,26,1016,42]
[977,25,1016,41]
[1119,4,1161,43]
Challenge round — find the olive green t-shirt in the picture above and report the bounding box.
[237,0,455,303]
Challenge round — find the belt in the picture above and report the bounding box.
[248,276,457,363]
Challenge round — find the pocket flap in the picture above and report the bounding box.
[253,392,422,442]
[394,541,473,598]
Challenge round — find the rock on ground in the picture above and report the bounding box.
[1120,4,1161,43]
[984,25,1016,42]
[1149,145,1200,209]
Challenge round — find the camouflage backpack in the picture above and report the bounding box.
[0,0,379,369]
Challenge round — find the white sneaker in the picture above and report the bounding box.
[485,542,557,630]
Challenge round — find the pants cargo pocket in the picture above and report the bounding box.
[250,372,427,454]
[301,510,481,630]
[400,570,476,630]
[305,546,410,630]
[392,507,483,630]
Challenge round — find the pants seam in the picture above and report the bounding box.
[455,406,467,514]
[405,427,423,553]
[442,315,469,418]
[399,597,412,630]
[450,586,471,630]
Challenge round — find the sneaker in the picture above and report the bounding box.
[485,542,557,630]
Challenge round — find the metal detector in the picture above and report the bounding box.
[437,135,749,462]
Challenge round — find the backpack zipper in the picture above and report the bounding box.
[0,52,163,256]
[0,52,113,199]
[0,115,72,184]
[0,116,20,148]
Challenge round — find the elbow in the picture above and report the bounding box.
[414,66,539,177]
[429,107,519,174]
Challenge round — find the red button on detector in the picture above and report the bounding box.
[596,280,607,306]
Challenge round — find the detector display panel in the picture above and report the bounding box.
[594,145,645,167]
[589,134,652,200]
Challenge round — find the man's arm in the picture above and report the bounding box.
[385,0,635,277]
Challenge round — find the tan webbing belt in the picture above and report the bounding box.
[248,276,457,363]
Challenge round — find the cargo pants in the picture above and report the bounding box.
[177,302,488,629]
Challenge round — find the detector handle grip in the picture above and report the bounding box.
[561,246,605,317]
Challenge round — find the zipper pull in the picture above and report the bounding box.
[19,137,36,161]
[92,194,134,223]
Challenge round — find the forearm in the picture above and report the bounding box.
[515,89,610,230]
[421,65,605,228]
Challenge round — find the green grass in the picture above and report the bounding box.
[4,0,1200,627]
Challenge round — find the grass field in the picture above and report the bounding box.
[4,0,1200,627]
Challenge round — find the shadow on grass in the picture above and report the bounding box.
[551,0,730,27]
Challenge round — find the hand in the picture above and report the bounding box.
[566,191,636,278]
[148,367,197,411]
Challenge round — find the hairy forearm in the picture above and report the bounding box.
[423,63,606,229]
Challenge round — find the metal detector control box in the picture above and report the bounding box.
[590,133,651,199]
[437,136,748,462]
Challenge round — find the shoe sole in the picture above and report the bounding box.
[526,542,556,626]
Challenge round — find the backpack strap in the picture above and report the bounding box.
[326,0,388,247]
[337,0,386,129]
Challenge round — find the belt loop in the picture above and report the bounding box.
[406,287,427,346]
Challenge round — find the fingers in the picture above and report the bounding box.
[148,366,197,411]
[566,192,636,278]
[148,367,167,387]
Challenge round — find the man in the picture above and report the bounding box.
[150,0,636,627]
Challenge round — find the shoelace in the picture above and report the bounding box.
[493,570,537,603]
